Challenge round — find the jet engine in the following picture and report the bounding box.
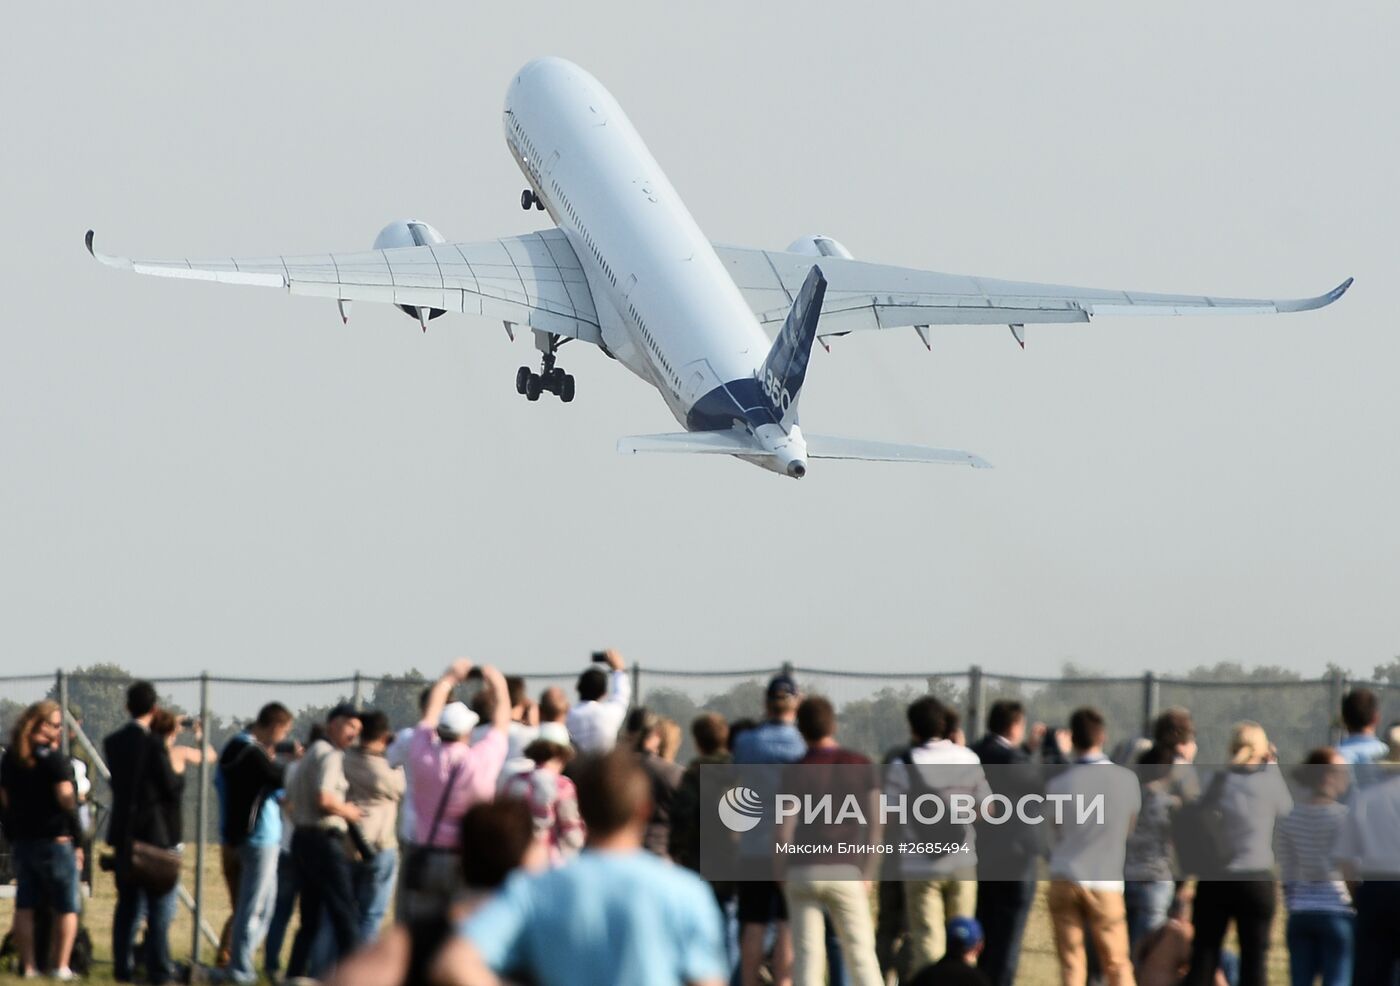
[373,220,448,323]
[783,234,853,260]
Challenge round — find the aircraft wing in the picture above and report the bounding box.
[86,228,602,343]
[711,244,1351,341]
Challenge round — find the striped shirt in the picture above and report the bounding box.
[1276,801,1352,914]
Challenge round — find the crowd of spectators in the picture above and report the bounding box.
[2,665,1400,986]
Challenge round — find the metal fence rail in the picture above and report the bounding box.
[3,662,1399,970]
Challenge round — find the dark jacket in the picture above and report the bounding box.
[104,721,183,850]
[669,752,731,870]
[219,734,285,847]
[969,733,1043,874]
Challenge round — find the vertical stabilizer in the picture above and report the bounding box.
[756,265,826,427]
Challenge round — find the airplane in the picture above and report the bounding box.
[86,56,1351,479]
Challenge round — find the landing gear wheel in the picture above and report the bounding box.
[525,374,542,401]
[515,366,531,395]
[559,374,575,403]
[534,197,545,211]
[520,189,536,210]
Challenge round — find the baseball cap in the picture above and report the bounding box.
[438,701,479,739]
[766,674,799,701]
[538,722,571,747]
[946,916,984,954]
[326,702,359,723]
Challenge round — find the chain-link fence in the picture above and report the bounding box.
[7,665,1399,775]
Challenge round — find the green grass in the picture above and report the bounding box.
[2,857,1291,984]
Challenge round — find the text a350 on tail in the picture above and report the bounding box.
[85,57,1351,479]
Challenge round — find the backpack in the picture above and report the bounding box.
[1170,769,1231,877]
[898,746,972,850]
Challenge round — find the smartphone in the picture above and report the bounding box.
[591,651,609,663]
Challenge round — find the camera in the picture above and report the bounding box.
[179,716,196,730]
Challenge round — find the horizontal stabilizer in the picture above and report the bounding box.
[617,431,766,456]
[805,435,991,468]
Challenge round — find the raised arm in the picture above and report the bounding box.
[479,666,511,733]
[421,659,475,728]
[601,649,631,708]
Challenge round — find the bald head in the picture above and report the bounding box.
[539,686,569,724]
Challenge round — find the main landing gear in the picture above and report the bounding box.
[521,189,544,211]
[516,333,574,402]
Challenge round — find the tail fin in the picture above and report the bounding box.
[757,265,826,426]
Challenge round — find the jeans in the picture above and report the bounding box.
[1285,911,1353,986]
[353,847,399,944]
[1125,878,1175,953]
[286,827,359,978]
[263,851,296,977]
[13,840,80,914]
[1185,878,1276,986]
[113,873,178,984]
[227,842,280,983]
[975,878,1036,986]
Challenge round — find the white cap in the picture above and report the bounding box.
[438,701,479,739]
[538,721,571,747]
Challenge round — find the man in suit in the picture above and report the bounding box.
[104,680,182,985]
[969,701,1059,986]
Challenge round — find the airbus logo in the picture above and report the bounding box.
[717,786,765,832]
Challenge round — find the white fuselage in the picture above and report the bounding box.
[503,57,804,474]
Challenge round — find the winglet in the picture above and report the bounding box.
[1275,277,1354,313]
[84,230,133,271]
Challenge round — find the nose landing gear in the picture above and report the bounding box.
[521,189,545,211]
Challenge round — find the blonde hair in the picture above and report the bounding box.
[659,718,683,762]
[10,700,60,767]
[1229,721,1270,765]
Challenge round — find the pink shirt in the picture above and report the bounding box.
[409,724,507,849]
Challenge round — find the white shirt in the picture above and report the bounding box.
[386,725,418,844]
[1335,771,1400,877]
[1045,755,1141,892]
[565,670,631,754]
[885,739,990,876]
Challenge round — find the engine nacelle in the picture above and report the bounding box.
[783,234,854,260]
[374,220,447,322]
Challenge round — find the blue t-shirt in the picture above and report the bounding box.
[463,849,725,986]
[1339,733,1387,765]
[731,720,805,765]
[247,788,283,848]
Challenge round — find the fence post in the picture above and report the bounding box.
[1327,669,1348,746]
[1142,671,1159,739]
[192,672,210,966]
[966,665,985,739]
[57,668,70,757]
[781,661,794,680]
[352,672,365,711]
[631,661,642,709]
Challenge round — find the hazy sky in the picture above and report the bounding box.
[2,4,1396,685]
